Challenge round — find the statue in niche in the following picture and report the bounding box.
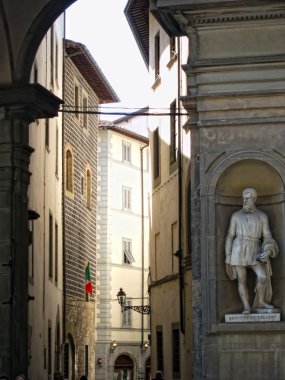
[225,188,279,314]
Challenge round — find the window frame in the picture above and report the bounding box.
[156,326,164,372]
[74,81,80,120]
[122,298,132,327]
[122,238,135,265]
[154,31,160,79]
[122,140,131,163]
[172,324,181,378]
[65,148,74,194]
[169,99,178,168]
[86,168,92,209]
[122,186,132,211]
[82,92,88,129]
[55,221,58,285]
[153,128,160,186]
[48,212,53,280]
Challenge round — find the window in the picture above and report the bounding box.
[122,299,132,327]
[156,327,164,372]
[63,343,69,379]
[55,222,58,285]
[122,141,131,163]
[170,100,177,165]
[50,25,54,88]
[155,32,160,78]
[33,63,38,84]
[171,221,178,273]
[66,149,73,193]
[85,345,89,376]
[55,38,59,85]
[48,321,52,377]
[82,95,88,128]
[123,239,135,264]
[172,326,180,378]
[45,119,49,149]
[122,186,131,211]
[55,125,59,176]
[28,218,34,283]
[81,176,84,195]
[49,213,53,279]
[153,128,160,180]
[74,83,79,119]
[155,232,160,280]
[55,320,60,371]
[86,169,91,208]
[170,36,176,57]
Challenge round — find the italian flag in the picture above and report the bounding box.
[85,262,93,295]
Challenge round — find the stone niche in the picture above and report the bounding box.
[214,158,285,321]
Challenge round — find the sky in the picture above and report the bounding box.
[66,0,149,121]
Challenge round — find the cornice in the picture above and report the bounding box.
[169,4,285,32]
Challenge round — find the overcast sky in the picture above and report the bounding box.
[66,0,149,120]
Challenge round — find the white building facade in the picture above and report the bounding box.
[96,120,150,380]
[28,16,64,380]
[125,2,192,378]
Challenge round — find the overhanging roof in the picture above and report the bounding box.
[65,39,120,104]
[124,0,149,67]
[99,121,148,144]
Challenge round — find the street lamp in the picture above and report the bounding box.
[116,288,150,315]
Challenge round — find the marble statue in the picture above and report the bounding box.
[225,188,279,314]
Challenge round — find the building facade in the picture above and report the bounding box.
[95,118,150,380]
[63,39,119,380]
[0,2,69,376]
[125,2,191,379]
[27,17,65,380]
[136,1,285,380]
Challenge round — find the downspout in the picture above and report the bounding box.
[140,143,148,348]
[62,11,67,347]
[177,37,185,335]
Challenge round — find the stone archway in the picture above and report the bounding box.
[114,354,134,380]
[0,1,78,378]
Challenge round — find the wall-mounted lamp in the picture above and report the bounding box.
[142,341,149,350]
[110,340,118,352]
[97,358,103,367]
[116,288,150,315]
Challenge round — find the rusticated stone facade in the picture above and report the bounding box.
[63,48,97,379]
[63,39,118,380]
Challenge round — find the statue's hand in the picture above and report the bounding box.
[225,264,237,280]
[258,249,270,263]
[225,254,231,265]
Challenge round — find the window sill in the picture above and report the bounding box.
[65,190,74,200]
[153,175,161,189]
[151,75,161,91]
[167,52,178,69]
[169,159,178,175]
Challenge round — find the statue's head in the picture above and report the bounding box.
[242,188,257,213]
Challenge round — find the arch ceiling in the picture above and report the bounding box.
[0,0,77,85]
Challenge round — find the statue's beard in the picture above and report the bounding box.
[243,204,254,213]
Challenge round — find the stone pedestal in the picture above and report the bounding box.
[225,310,281,323]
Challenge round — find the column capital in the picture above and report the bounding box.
[0,83,63,121]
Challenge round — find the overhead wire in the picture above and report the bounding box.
[59,106,188,117]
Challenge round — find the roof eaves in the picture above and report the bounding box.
[124,0,149,68]
[65,39,120,104]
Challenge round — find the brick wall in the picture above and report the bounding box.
[63,56,98,379]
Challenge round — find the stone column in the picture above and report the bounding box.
[0,84,62,379]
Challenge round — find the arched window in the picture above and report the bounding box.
[66,149,73,192]
[86,169,91,208]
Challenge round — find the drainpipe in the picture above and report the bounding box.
[177,37,185,335]
[140,143,149,348]
[62,11,67,348]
